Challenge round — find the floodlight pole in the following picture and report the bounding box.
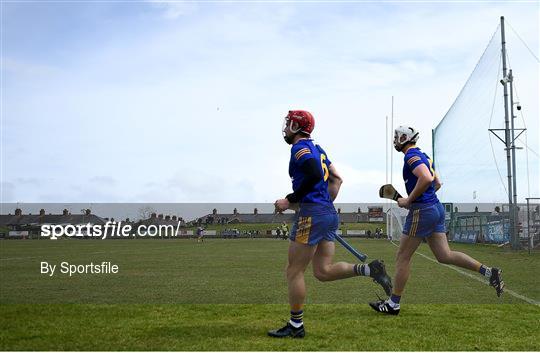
[509,69,522,249]
[509,70,517,208]
[499,16,518,249]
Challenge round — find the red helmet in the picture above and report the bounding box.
[283,110,315,135]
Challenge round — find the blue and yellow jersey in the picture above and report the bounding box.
[289,139,336,215]
[403,147,438,205]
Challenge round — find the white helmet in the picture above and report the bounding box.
[394,126,419,151]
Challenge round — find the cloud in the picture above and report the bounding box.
[332,163,388,202]
[3,57,61,78]
[89,176,117,186]
[14,177,42,186]
[0,182,16,203]
[3,2,538,202]
[148,1,197,19]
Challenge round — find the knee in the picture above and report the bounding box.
[396,250,412,264]
[286,264,304,280]
[313,267,331,282]
[435,252,452,264]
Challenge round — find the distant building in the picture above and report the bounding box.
[0,208,105,238]
[135,213,185,228]
[193,207,385,225]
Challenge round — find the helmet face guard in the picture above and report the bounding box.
[282,114,308,144]
[281,111,314,144]
[393,131,406,151]
[282,117,302,134]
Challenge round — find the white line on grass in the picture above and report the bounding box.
[390,241,540,306]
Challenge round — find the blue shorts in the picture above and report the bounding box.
[289,213,338,246]
[403,202,446,238]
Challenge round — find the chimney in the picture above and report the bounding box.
[151,212,157,219]
[85,209,91,215]
[213,208,217,215]
[39,209,45,216]
[337,208,341,214]
[165,215,171,221]
[172,215,177,221]
[15,208,22,216]
[233,208,238,215]
[62,209,69,216]
[254,208,258,215]
[158,214,163,219]
[125,218,130,222]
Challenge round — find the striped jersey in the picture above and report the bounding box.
[289,139,335,215]
[403,147,439,204]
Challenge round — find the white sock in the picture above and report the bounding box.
[362,264,370,276]
[289,320,303,328]
[484,267,492,278]
[387,299,400,309]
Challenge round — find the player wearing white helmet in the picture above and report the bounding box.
[393,126,419,152]
[370,126,505,316]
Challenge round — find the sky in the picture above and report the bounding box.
[1,1,539,204]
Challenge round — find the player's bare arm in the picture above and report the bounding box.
[397,163,433,208]
[433,173,442,191]
[327,164,343,201]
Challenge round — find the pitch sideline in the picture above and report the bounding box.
[390,240,540,306]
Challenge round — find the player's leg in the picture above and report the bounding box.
[268,239,316,338]
[311,240,392,295]
[392,234,423,299]
[287,241,316,311]
[427,233,504,296]
[430,202,503,296]
[370,233,422,315]
[310,213,392,294]
[427,233,482,270]
[427,202,484,270]
[311,240,357,280]
[371,205,424,314]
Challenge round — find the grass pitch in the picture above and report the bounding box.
[1,238,539,350]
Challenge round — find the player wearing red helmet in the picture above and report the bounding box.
[268,110,392,338]
[282,110,315,144]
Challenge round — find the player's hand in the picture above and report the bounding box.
[274,198,290,212]
[397,197,411,209]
